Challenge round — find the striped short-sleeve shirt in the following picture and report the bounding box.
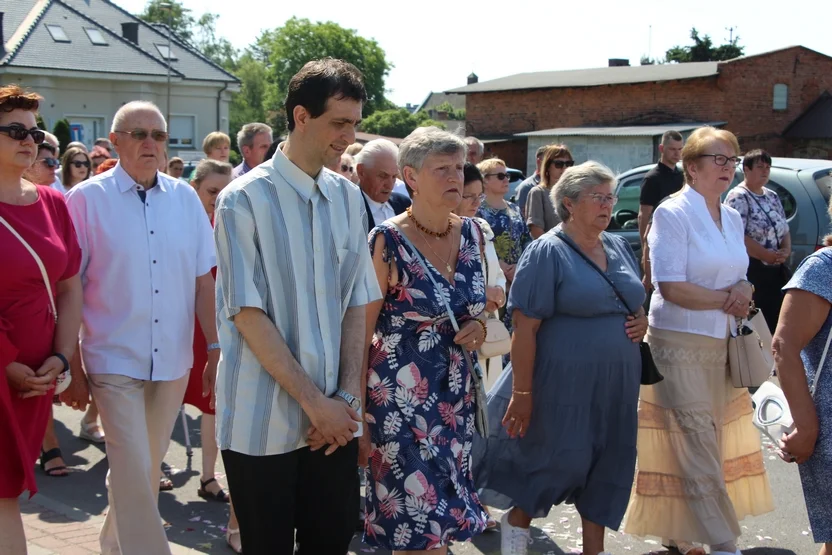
[214,147,382,456]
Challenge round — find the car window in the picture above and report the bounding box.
[815,169,832,204]
[767,180,797,219]
[609,173,644,230]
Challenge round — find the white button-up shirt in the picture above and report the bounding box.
[65,163,215,381]
[648,185,749,339]
[214,147,382,456]
[363,192,396,225]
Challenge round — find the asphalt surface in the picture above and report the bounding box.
[38,403,818,555]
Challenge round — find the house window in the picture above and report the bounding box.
[154,43,177,61]
[84,28,108,46]
[773,84,788,111]
[169,115,195,148]
[45,25,70,43]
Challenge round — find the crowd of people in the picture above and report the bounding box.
[1,56,831,555]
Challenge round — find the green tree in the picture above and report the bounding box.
[258,17,394,118]
[665,28,745,63]
[139,0,195,42]
[228,51,271,144]
[193,13,237,69]
[433,101,466,121]
[360,108,445,138]
[36,114,46,130]
[52,119,71,154]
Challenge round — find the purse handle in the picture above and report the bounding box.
[554,230,637,316]
[0,215,57,324]
[740,186,781,250]
[810,325,832,398]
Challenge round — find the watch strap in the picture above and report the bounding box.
[52,352,69,373]
[207,343,221,352]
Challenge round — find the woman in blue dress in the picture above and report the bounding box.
[364,127,489,553]
[473,162,647,555]
[773,236,832,552]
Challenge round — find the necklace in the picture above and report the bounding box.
[407,207,452,238]
[418,227,456,277]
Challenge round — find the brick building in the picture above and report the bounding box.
[448,46,832,173]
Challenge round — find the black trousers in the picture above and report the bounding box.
[747,257,790,334]
[222,440,359,555]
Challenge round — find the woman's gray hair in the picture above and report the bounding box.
[551,161,617,221]
[398,127,466,183]
[191,159,232,187]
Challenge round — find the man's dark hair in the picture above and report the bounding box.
[264,139,280,161]
[742,148,772,170]
[463,162,483,185]
[38,141,56,155]
[661,130,683,145]
[284,58,367,132]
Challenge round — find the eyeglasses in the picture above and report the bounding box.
[340,164,354,172]
[0,125,45,144]
[71,160,91,168]
[462,193,486,204]
[586,193,618,206]
[699,154,741,167]
[485,172,510,181]
[37,157,59,169]
[114,129,169,142]
[550,160,575,169]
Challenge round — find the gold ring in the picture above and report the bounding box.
[72,401,78,407]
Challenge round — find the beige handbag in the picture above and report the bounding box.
[477,318,510,359]
[728,308,773,388]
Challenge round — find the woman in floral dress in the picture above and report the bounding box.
[364,127,489,553]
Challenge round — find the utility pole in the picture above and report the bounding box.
[160,2,172,130]
[726,26,738,43]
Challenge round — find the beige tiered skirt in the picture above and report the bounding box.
[623,327,774,545]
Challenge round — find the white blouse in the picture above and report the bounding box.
[648,185,749,339]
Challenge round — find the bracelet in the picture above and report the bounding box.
[512,390,532,395]
[52,352,69,373]
[473,319,487,342]
[207,343,221,352]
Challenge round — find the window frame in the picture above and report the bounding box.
[84,27,109,46]
[168,114,197,149]
[773,84,788,111]
[45,24,71,43]
[154,43,178,61]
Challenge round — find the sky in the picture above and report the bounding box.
[116,0,832,107]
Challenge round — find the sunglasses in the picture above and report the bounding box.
[114,129,169,142]
[71,160,91,169]
[550,160,575,169]
[0,125,45,144]
[340,164,354,172]
[485,172,510,181]
[38,157,59,169]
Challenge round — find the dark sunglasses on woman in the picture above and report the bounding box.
[38,158,59,169]
[0,124,45,144]
[71,160,91,169]
[485,172,510,181]
[551,160,575,169]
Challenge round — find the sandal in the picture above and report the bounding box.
[226,527,242,554]
[198,477,229,503]
[663,540,706,555]
[40,448,69,477]
[159,477,174,491]
[79,419,106,443]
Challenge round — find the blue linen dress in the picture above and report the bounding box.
[472,227,645,530]
[363,220,489,550]
[784,248,832,543]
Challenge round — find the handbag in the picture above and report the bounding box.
[389,223,489,437]
[0,215,71,395]
[474,226,511,359]
[554,231,663,385]
[752,326,832,446]
[728,308,774,388]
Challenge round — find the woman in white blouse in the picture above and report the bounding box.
[623,127,774,555]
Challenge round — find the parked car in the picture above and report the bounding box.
[506,168,526,201]
[607,158,832,271]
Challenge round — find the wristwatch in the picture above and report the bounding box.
[207,343,221,353]
[334,389,361,411]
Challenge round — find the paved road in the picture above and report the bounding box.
[37,404,816,554]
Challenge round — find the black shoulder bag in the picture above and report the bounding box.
[555,231,663,385]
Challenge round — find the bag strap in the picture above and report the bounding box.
[811,325,832,398]
[740,186,780,250]
[554,230,636,316]
[0,215,57,324]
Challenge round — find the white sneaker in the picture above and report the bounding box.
[500,511,531,555]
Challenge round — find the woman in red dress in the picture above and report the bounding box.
[0,86,83,553]
[182,159,241,553]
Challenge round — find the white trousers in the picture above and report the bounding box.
[89,372,189,555]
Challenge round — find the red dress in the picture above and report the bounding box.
[0,186,81,498]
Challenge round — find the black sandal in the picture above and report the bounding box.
[197,478,229,502]
[40,448,69,477]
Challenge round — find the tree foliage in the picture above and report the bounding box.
[665,28,744,63]
[36,114,46,131]
[139,0,195,42]
[360,109,445,138]
[52,119,71,154]
[432,101,466,121]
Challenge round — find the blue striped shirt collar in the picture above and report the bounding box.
[270,146,332,203]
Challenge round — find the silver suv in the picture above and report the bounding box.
[607,158,832,271]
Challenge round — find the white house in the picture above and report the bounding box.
[0,0,240,153]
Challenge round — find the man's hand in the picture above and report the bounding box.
[202,350,220,410]
[307,395,360,450]
[60,374,90,411]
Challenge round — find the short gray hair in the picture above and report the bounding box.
[398,127,467,183]
[236,122,273,149]
[464,136,484,156]
[191,159,233,187]
[111,101,166,133]
[355,138,398,168]
[551,161,617,221]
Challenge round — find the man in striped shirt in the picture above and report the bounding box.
[214,58,381,554]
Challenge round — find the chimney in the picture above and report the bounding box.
[467,72,478,85]
[121,22,139,44]
[608,58,630,67]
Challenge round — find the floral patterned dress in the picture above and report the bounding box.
[364,219,489,550]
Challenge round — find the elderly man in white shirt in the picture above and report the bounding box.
[214,58,381,554]
[64,101,217,555]
[355,138,411,231]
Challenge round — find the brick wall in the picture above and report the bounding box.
[483,139,527,171]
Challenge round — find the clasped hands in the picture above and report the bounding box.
[722,280,754,318]
[5,357,64,399]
